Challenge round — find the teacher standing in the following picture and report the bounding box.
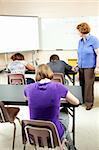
[76,22,99,110]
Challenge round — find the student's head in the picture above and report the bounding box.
[50,54,60,62]
[76,22,90,37]
[11,53,24,61]
[35,64,53,81]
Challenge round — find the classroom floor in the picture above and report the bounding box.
[0,73,99,150]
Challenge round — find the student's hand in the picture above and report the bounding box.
[72,66,79,72]
[71,66,75,71]
[26,64,35,71]
[24,96,28,101]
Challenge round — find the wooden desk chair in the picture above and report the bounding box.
[8,74,26,85]
[0,101,20,150]
[22,120,67,150]
[52,73,65,84]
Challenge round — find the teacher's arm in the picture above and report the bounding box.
[95,48,99,74]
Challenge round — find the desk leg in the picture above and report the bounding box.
[73,107,75,146]
[68,107,77,149]
[73,74,75,85]
[73,107,78,150]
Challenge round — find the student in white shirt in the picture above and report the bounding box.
[8,53,35,84]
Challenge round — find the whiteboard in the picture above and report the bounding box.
[0,16,99,52]
[41,18,79,50]
[41,17,99,50]
[0,16,39,53]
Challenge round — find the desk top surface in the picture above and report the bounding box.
[0,84,82,105]
[0,68,77,75]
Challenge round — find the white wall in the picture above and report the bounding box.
[0,0,98,67]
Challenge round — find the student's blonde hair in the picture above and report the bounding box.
[35,64,53,81]
[76,22,90,34]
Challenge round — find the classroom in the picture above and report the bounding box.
[0,1,99,150]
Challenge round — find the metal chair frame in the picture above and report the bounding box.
[8,73,25,85]
[52,73,65,84]
[22,119,67,150]
[0,102,20,150]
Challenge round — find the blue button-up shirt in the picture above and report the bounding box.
[77,34,99,68]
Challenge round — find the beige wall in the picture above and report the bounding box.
[0,50,77,68]
[0,54,7,69]
[0,1,99,17]
[0,51,34,69]
[35,50,77,65]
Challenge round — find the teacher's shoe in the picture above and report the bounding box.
[86,104,93,110]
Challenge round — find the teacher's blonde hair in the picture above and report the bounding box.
[35,64,53,81]
[76,22,90,34]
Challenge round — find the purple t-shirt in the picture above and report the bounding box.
[24,81,68,139]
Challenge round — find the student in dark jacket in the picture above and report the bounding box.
[47,54,74,77]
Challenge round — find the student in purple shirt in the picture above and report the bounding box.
[76,22,99,110]
[24,64,79,150]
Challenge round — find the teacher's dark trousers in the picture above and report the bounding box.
[79,68,95,105]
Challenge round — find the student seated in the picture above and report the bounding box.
[8,53,35,84]
[24,64,79,150]
[47,54,76,84]
[47,54,75,77]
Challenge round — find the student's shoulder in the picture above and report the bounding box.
[60,60,65,63]
[47,62,50,66]
[50,81,64,88]
[20,60,28,65]
[24,82,37,90]
[50,82,67,93]
[60,60,67,65]
[8,61,19,66]
[47,62,53,66]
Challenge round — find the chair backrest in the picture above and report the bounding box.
[0,101,20,150]
[22,120,64,150]
[0,101,11,122]
[8,74,25,85]
[52,73,65,84]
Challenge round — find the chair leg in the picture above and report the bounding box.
[16,117,21,125]
[12,122,16,150]
[23,144,26,150]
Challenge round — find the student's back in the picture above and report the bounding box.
[47,54,72,76]
[8,53,35,84]
[24,81,67,138]
[48,60,72,76]
[8,60,26,74]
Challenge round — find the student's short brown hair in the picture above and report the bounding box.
[76,22,90,34]
[11,53,24,61]
[50,54,60,62]
[35,64,53,81]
